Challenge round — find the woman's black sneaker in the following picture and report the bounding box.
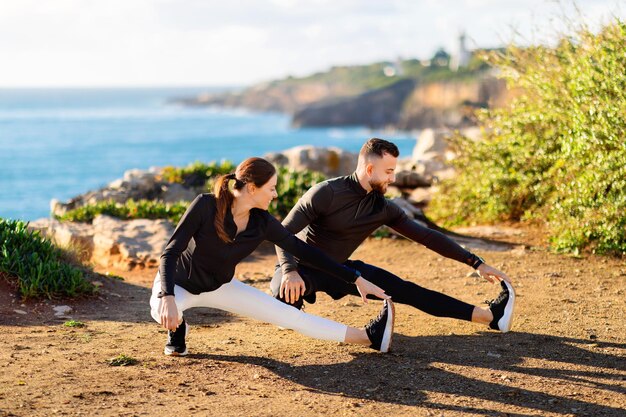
[164,318,189,356]
[365,300,395,353]
[487,281,515,333]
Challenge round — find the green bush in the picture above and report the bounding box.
[58,167,325,223]
[430,19,626,256]
[269,166,326,219]
[57,199,189,224]
[0,219,94,298]
[161,160,235,188]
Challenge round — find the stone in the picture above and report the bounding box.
[53,305,72,316]
[161,183,198,203]
[412,128,453,161]
[264,146,358,177]
[393,170,431,188]
[407,187,433,205]
[28,219,94,260]
[411,129,458,181]
[91,215,174,269]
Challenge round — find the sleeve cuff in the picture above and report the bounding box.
[157,291,175,298]
[468,254,484,269]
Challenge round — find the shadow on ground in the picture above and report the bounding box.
[190,332,626,416]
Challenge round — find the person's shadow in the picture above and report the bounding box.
[189,332,626,416]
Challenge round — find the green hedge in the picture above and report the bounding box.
[269,166,326,219]
[160,160,235,188]
[430,19,626,256]
[58,166,326,223]
[0,219,94,298]
[56,199,189,224]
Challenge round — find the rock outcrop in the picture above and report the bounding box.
[174,81,360,114]
[30,215,174,270]
[175,70,509,131]
[291,79,416,128]
[264,146,358,177]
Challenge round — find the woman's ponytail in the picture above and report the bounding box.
[214,173,236,243]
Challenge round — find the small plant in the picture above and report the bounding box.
[0,219,95,298]
[56,199,189,224]
[108,354,138,367]
[63,320,86,328]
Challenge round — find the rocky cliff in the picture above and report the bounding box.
[175,63,510,129]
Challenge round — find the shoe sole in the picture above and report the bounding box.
[164,347,188,356]
[498,281,515,333]
[380,300,395,353]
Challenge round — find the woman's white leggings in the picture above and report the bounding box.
[149,273,348,342]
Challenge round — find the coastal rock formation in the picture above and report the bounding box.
[51,168,164,217]
[264,146,358,177]
[175,71,508,131]
[291,79,416,128]
[292,76,506,130]
[174,81,359,114]
[397,75,506,129]
[29,215,173,270]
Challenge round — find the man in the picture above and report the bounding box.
[271,138,515,332]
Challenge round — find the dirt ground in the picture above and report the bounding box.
[1,225,625,417]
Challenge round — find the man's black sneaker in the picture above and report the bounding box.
[365,300,395,353]
[487,281,515,333]
[164,318,189,356]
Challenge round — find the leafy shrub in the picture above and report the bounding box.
[269,166,326,219]
[58,167,326,223]
[161,160,235,188]
[430,19,626,255]
[0,219,94,298]
[57,199,189,224]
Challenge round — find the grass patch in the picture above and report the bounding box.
[0,219,95,299]
[58,166,327,223]
[63,320,86,328]
[160,160,235,188]
[56,199,189,224]
[108,354,138,367]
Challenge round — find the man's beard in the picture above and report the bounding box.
[369,179,388,194]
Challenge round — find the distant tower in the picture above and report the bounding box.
[450,31,471,71]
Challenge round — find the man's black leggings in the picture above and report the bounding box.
[271,260,474,321]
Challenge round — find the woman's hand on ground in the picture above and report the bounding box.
[280,271,306,304]
[159,296,180,331]
[354,276,391,303]
[477,263,512,284]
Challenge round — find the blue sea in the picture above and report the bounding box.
[0,87,416,221]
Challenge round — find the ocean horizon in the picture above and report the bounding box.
[0,87,417,221]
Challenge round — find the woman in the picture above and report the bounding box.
[150,157,395,355]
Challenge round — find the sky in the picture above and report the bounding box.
[0,0,623,88]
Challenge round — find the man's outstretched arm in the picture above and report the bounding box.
[388,206,511,283]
